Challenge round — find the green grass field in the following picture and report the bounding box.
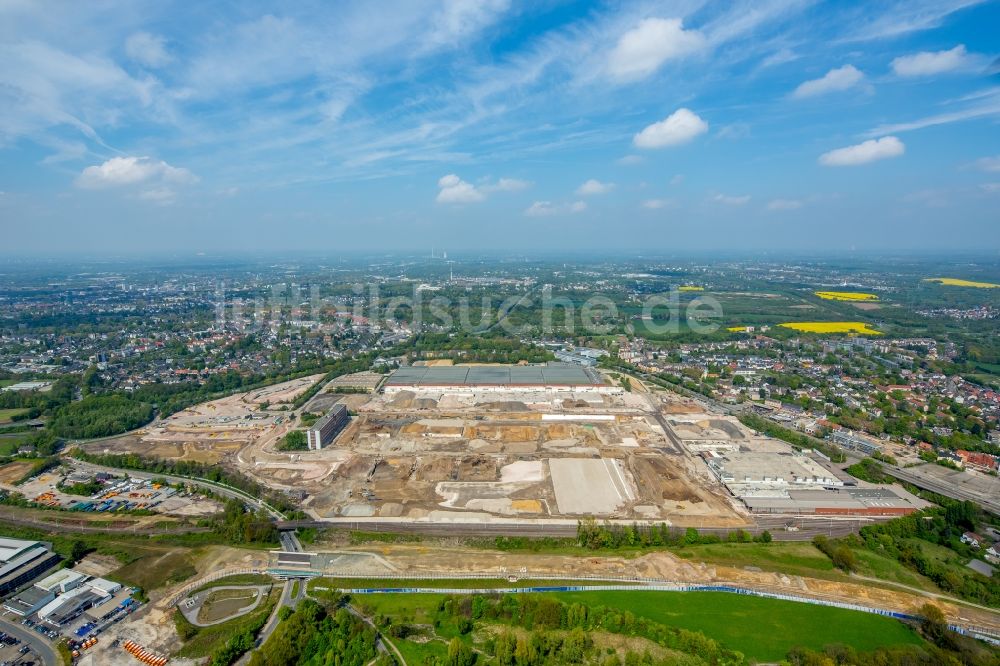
[0,435,29,456]
[391,635,449,665]
[0,408,28,424]
[552,591,924,662]
[851,548,941,593]
[676,542,835,576]
[192,573,273,593]
[356,591,925,663]
[112,549,197,591]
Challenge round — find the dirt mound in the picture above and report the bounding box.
[412,398,439,409]
[561,399,590,408]
[480,400,529,411]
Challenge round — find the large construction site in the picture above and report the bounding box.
[85,362,921,529]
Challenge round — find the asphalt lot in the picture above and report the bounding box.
[0,615,57,666]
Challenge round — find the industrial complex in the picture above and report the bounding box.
[0,537,139,663]
[382,362,615,393]
[78,363,925,533]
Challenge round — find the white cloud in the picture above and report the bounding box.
[576,179,614,195]
[792,65,864,98]
[669,174,684,186]
[819,136,905,166]
[139,187,176,205]
[76,156,197,189]
[437,174,528,202]
[125,32,171,68]
[760,48,799,68]
[642,199,673,209]
[716,122,750,140]
[436,173,484,203]
[767,198,802,210]
[981,182,1000,193]
[491,177,530,192]
[633,108,708,149]
[524,200,586,217]
[713,193,750,205]
[424,0,510,50]
[973,155,1000,172]
[892,45,972,77]
[865,96,1000,136]
[607,18,705,82]
[617,155,644,166]
[841,1,986,42]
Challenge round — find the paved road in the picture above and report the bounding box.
[882,466,1000,516]
[71,460,285,519]
[0,616,58,666]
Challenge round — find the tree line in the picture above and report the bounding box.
[574,517,771,550]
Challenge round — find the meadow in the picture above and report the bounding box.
[0,408,29,424]
[356,590,925,663]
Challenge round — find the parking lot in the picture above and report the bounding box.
[0,616,53,666]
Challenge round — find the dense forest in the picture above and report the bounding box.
[397,332,554,364]
[48,395,154,438]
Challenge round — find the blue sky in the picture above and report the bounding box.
[1,0,999,255]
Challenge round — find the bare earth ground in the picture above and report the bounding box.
[0,460,34,484]
[85,374,755,527]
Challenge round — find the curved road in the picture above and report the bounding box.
[71,460,286,519]
[0,616,58,666]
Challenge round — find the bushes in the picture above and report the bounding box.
[820,504,1000,607]
[846,458,894,484]
[812,535,857,572]
[575,517,773,550]
[276,430,307,451]
[15,457,59,485]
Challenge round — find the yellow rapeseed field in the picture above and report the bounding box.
[678,285,705,292]
[814,291,879,301]
[727,326,749,332]
[778,321,881,335]
[923,277,1000,289]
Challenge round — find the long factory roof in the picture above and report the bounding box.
[385,362,605,387]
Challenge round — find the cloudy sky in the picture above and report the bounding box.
[1,0,999,255]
